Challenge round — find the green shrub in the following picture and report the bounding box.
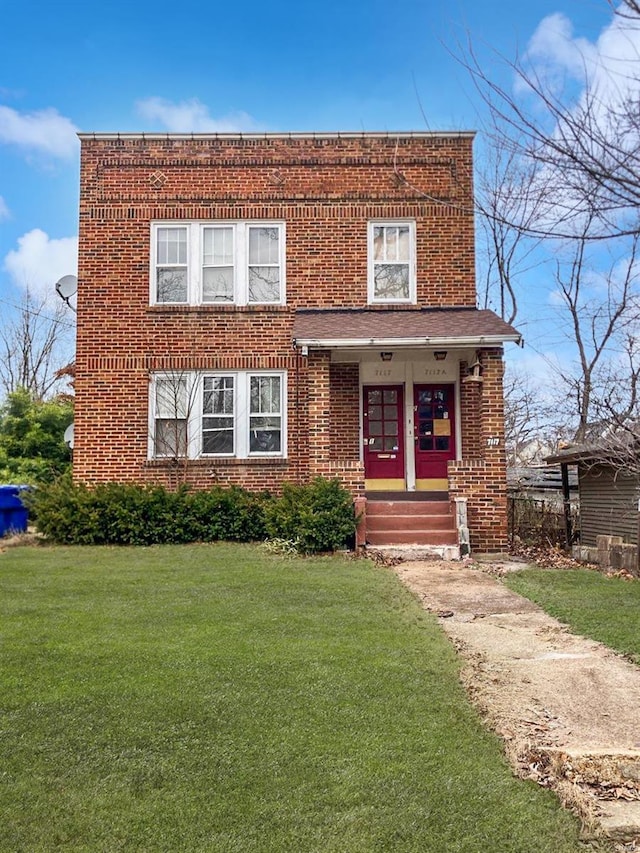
[31,476,356,552]
[31,478,269,546]
[264,478,357,554]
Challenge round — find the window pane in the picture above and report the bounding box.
[202,429,234,455]
[249,416,281,453]
[384,421,398,436]
[248,266,280,303]
[373,227,384,261]
[419,437,432,451]
[383,390,397,404]
[383,405,397,419]
[157,268,188,302]
[383,437,398,451]
[202,267,234,302]
[203,227,233,265]
[368,421,382,436]
[419,420,434,435]
[203,376,234,413]
[155,419,187,457]
[250,376,280,414]
[370,437,382,451]
[368,405,382,420]
[156,378,187,419]
[157,228,187,265]
[435,437,450,451]
[367,390,382,405]
[397,226,410,260]
[249,227,279,264]
[374,264,409,300]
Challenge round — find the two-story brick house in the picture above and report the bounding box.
[74,132,520,552]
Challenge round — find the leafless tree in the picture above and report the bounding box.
[462,0,640,241]
[0,289,75,401]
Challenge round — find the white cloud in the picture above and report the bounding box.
[0,105,79,159]
[136,97,259,133]
[0,196,9,221]
[3,228,78,303]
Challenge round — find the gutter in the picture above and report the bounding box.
[293,334,522,349]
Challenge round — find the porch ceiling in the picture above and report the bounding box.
[292,307,522,349]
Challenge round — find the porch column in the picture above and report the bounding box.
[307,350,331,476]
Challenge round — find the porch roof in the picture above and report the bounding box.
[292,307,522,349]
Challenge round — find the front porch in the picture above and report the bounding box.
[293,307,521,553]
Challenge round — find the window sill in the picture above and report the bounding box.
[145,457,289,468]
[147,304,289,314]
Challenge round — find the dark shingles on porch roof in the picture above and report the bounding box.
[292,307,521,344]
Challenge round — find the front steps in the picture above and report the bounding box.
[365,494,458,549]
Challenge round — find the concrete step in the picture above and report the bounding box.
[366,529,458,546]
[367,500,451,516]
[367,513,456,532]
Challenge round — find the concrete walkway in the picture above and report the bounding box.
[393,558,640,846]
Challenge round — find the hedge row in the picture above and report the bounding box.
[28,476,358,554]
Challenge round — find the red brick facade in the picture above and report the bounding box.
[74,132,513,551]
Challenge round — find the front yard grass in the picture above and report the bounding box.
[0,544,585,852]
[505,566,640,664]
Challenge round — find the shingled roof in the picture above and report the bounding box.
[292,307,521,348]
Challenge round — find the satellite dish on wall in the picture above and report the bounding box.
[55,275,78,300]
[64,423,75,450]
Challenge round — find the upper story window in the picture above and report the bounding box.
[368,221,416,304]
[152,222,286,306]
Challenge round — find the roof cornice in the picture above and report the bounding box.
[77,130,476,141]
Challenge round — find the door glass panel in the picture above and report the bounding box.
[419,420,433,435]
[383,405,396,419]
[419,437,433,451]
[369,421,382,435]
[419,390,432,404]
[383,389,397,404]
[370,437,382,451]
[368,405,382,420]
[368,390,382,404]
[384,437,398,451]
[435,437,450,451]
[384,421,398,435]
[418,405,432,418]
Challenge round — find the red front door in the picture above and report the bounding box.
[363,385,405,483]
[414,384,456,485]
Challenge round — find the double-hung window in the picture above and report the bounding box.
[153,376,188,457]
[149,372,286,459]
[152,222,285,306]
[368,221,416,304]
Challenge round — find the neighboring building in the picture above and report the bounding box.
[548,445,640,571]
[74,132,520,552]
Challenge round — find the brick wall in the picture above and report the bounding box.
[75,133,477,492]
[330,363,360,461]
[449,348,508,551]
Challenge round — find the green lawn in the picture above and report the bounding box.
[0,544,585,852]
[505,566,640,664]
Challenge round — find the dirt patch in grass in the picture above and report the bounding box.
[394,559,640,845]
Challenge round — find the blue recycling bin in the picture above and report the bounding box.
[0,485,30,536]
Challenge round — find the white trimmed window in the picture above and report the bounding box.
[368,221,416,304]
[149,372,286,459]
[152,376,188,457]
[151,222,286,306]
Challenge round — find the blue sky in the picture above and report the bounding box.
[0,0,616,353]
